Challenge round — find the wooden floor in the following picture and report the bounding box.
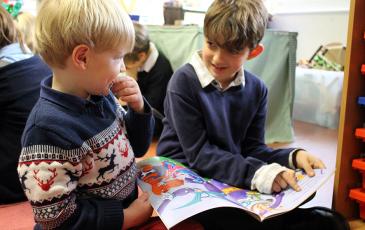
[145,120,365,229]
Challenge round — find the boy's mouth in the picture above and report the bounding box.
[212,64,226,71]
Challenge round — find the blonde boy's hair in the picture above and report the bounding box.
[15,12,36,52]
[204,0,268,53]
[36,0,135,68]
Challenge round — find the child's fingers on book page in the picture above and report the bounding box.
[301,162,315,177]
[312,158,326,169]
[272,181,282,193]
[282,170,302,192]
[274,175,288,189]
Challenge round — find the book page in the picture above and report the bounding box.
[210,169,334,221]
[137,157,334,227]
[274,169,334,214]
[207,179,287,221]
[137,157,243,229]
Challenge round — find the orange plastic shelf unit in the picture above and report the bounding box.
[353,159,365,188]
[349,188,365,219]
[355,128,365,140]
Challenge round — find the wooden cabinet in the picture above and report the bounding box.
[334,0,365,219]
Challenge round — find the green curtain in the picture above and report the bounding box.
[147,25,297,143]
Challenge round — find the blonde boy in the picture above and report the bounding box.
[158,0,349,229]
[17,0,154,229]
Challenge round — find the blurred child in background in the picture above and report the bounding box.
[15,11,36,52]
[124,22,173,138]
[0,5,51,204]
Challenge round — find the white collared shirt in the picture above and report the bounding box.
[189,50,245,91]
[139,42,159,73]
[0,43,33,67]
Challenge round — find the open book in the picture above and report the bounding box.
[137,156,334,229]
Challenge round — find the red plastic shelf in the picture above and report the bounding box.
[355,128,365,140]
[350,188,365,219]
[353,158,365,170]
[353,159,365,188]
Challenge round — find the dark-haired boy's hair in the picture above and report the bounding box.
[204,0,268,53]
[124,22,150,63]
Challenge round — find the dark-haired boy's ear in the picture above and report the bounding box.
[138,52,147,62]
[248,44,264,60]
[72,45,90,70]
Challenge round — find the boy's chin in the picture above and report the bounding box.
[98,88,111,96]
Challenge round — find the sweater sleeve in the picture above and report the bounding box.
[124,98,154,157]
[18,126,124,230]
[240,85,294,167]
[162,87,268,189]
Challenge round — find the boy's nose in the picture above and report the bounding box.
[120,61,126,72]
[212,50,225,65]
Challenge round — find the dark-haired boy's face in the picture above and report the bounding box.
[124,52,147,71]
[202,38,250,87]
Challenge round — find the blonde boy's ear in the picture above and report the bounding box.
[72,45,90,70]
[248,44,264,60]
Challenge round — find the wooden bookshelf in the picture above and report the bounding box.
[334,0,365,219]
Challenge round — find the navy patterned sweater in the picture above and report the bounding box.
[18,77,154,229]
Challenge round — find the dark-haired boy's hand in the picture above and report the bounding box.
[111,75,144,113]
[295,150,326,177]
[272,169,301,193]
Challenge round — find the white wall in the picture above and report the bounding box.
[266,0,349,14]
[20,0,37,15]
[269,11,349,61]
[182,0,351,62]
[123,0,165,25]
[19,0,351,62]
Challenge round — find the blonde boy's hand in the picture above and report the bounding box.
[295,150,326,177]
[272,169,301,193]
[122,192,153,229]
[111,75,144,113]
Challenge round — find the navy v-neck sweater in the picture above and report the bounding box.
[157,64,294,189]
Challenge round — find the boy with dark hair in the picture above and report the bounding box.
[157,0,349,229]
[124,22,173,137]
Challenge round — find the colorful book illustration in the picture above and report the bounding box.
[137,156,334,229]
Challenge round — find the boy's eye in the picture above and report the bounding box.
[207,41,217,49]
[230,50,241,55]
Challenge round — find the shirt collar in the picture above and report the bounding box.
[189,51,245,91]
[0,43,33,65]
[40,76,106,113]
[140,42,159,73]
